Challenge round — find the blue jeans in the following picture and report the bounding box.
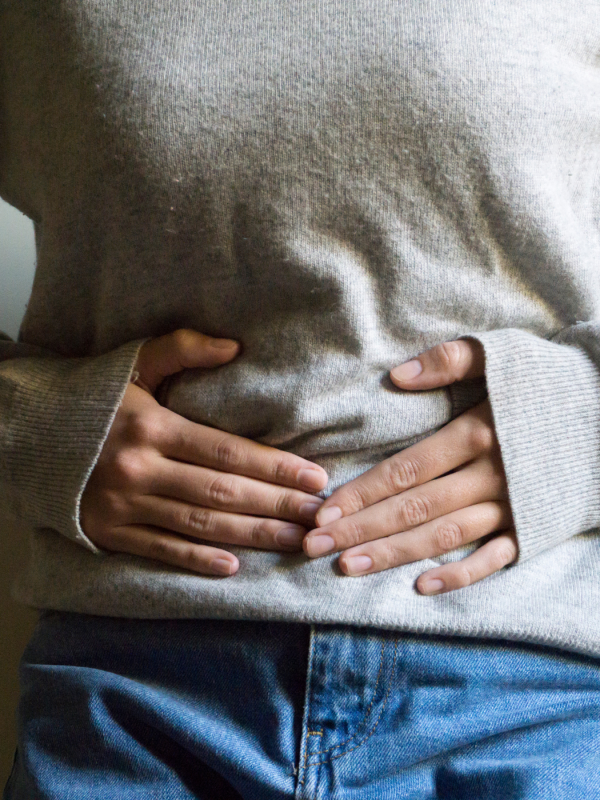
[5,612,600,799]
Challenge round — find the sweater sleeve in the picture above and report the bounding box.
[0,336,145,553]
[465,324,600,564]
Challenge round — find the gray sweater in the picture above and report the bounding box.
[2,0,600,656]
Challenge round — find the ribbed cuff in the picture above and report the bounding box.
[0,339,146,552]
[465,328,600,563]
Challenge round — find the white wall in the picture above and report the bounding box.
[0,199,38,785]
[0,201,35,338]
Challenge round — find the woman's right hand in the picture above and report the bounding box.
[80,329,328,576]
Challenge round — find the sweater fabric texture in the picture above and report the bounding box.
[2,0,600,656]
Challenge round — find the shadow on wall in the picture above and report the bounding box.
[0,199,38,784]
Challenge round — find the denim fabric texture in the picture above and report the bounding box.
[5,612,600,799]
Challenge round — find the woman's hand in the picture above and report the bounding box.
[303,339,517,595]
[81,329,328,576]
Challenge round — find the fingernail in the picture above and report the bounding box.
[316,505,342,526]
[299,500,324,519]
[211,558,236,575]
[276,526,305,548]
[210,338,239,350]
[420,578,445,595]
[344,555,373,575]
[298,468,326,491]
[391,359,423,382]
[306,534,335,557]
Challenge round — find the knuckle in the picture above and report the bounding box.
[468,419,495,453]
[340,518,365,548]
[398,495,432,528]
[452,563,474,589]
[111,449,148,486]
[184,506,215,538]
[146,537,173,564]
[248,521,271,548]
[171,328,196,355]
[342,483,372,513]
[385,456,420,491]
[212,436,244,470]
[381,538,411,568]
[178,543,203,571]
[272,489,292,518]
[434,520,466,553]
[434,340,462,373]
[205,474,236,506]
[493,537,518,567]
[122,410,162,446]
[272,455,292,485]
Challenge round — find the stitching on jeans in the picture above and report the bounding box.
[300,726,323,788]
[297,626,318,788]
[307,638,399,766]
[310,638,387,756]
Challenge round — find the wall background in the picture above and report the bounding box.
[0,199,38,785]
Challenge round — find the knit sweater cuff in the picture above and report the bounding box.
[466,327,600,563]
[0,339,145,552]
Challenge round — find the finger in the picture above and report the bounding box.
[105,525,240,576]
[153,460,324,524]
[390,338,485,391]
[305,459,507,557]
[161,414,328,493]
[134,495,308,551]
[338,501,512,576]
[315,401,496,525]
[135,329,240,392]
[416,530,518,595]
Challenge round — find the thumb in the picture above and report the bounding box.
[134,329,240,393]
[390,338,485,391]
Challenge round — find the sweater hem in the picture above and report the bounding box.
[12,523,600,660]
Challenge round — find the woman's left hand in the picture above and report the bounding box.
[303,339,518,595]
